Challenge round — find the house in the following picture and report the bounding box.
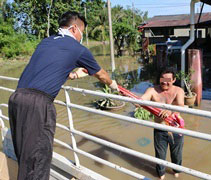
[139,13,211,45]
[138,12,211,90]
[139,0,211,99]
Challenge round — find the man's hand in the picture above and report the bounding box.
[69,72,77,80]
[159,110,172,120]
[109,80,119,91]
[69,68,88,80]
[75,68,88,78]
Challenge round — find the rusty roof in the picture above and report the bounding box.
[143,12,211,28]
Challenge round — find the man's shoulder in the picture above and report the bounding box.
[79,45,94,57]
[49,35,78,45]
[174,85,183,91]
[146,86,157,93]
[174,85,184,94]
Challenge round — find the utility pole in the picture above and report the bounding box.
[132,2,135,28]
[47,0,53,37]
[84,6,89,46]
[107,0,115,74]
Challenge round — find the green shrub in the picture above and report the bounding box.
[134,107,154,120]
[0,19,39,59]
[148,44,156,56]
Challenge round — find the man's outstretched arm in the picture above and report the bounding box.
[141,87,153,101]
[134,87,153,107]
[93,69,119,91]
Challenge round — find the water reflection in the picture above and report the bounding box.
[114,67,142,89]
[75,131,156,176]
[131,81,153,94]
[89,44,110,57]
[202,89,211,99]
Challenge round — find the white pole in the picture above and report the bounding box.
[132,2,135,28]
[64,89,80,167]
[180,0,197,87]
[0,108,5,141]
[107,0,115,74]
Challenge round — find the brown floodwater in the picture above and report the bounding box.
[0,45,211,180]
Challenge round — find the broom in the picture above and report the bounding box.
[118,85,185,128]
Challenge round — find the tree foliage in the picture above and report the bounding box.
[11,0,82,39]
[112,5,147,56]
[0,0,148,58]
[82,0,107,41]
[0,17,39,58]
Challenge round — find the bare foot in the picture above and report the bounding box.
[174,173,179,178]
[159,175,165,180]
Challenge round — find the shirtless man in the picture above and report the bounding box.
[141,68,184,179]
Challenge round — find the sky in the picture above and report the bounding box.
[111,0,211,17]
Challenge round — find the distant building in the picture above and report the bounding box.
[139,13,211,45]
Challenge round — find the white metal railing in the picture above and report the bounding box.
[0,75,211,180]
[54,99,211,141]
[64,86,211,119]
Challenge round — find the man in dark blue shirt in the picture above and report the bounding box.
[8,11,118,180]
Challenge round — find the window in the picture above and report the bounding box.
[198,30,202,38]
[189,29,203,38]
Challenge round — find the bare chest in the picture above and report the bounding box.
[152,91,177,104]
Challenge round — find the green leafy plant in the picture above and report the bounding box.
[176,69,195,97]
[134,107,154,120]
[148,44,156,56]
[93,98,117,109]
[93,85,120,110]
[102,84,112,94]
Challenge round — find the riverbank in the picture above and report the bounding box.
[84,40,108,49]
[0,40,104,64]
[0,40,105,74]
[0,59,28,74]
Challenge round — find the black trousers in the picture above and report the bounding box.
[8,88,56,180]
[154,129,184,177]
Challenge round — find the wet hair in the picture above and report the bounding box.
[156,67,176,84]
[58,11,87,28]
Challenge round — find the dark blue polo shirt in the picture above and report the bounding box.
[17,35,101,98]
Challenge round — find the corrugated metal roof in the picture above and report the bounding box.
[143,13,211,28]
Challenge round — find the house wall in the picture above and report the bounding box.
[144,29,164,37]
[148,37,207,46]
[144,30,151,37]
[174,28,190,37]
[174,28,206,38]
[144,28,206,38]
[148,37,189,45]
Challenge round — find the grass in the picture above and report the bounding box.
[0,58,28,74]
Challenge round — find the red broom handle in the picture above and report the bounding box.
[118,85,180,127]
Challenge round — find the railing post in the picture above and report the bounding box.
[64,89,80,167]
[0,108,5,141]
